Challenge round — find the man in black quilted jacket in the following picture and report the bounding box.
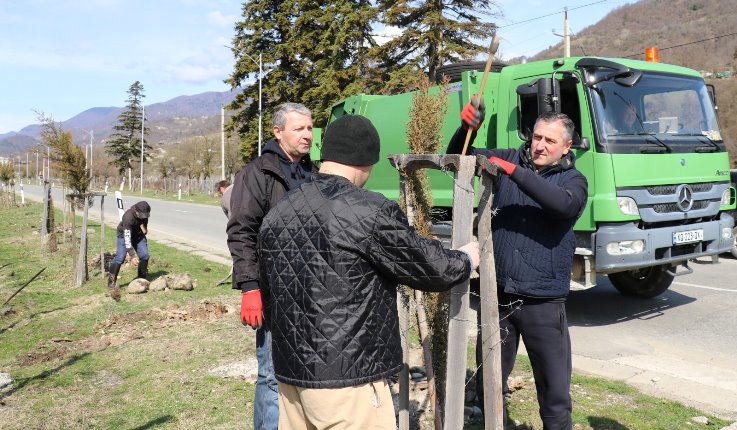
[258,114,480,429]
[450,99,588,430]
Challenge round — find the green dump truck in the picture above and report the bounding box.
[321,57,736,298]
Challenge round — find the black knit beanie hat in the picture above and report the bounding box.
[321,115,380,166]
[134,201,151,218]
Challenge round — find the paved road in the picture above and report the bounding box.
[19,182,230,262]
[567,258,737,419]
[17,181,737,420]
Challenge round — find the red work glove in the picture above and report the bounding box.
[240,290,263,329]
[461,96,486,130]
[488,156,517,176]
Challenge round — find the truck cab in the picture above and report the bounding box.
[324,56,735,298]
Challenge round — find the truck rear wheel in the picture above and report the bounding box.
[608,265,674,298]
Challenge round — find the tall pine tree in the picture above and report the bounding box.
[372,0,500,93]
[106,81,151,188]
[226,0,377,162]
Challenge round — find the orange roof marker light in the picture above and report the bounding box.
[645,46,660,63]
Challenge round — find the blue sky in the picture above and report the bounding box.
[0,0,631,134]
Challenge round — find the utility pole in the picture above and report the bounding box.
[88,130,93,173]
[564,7,571,58]
[553,7,572,58]
[221,105,226,180]
[140,104,145,195]
[257,52,262,156]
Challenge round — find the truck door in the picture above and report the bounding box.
[514,73,594,230]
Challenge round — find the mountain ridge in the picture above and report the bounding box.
[0,90,237,157]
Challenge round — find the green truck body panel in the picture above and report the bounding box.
[324,56,735,285]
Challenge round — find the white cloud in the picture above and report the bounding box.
[165,64,229,84]
[373,25,403,46]
[207,10,236,28]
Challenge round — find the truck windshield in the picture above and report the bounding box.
[590,72,723,154]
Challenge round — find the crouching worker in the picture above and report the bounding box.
[108,201,151,300]
[258,115,480,430]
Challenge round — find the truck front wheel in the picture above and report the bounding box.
[608,265,675,298]
[731,226,737,259]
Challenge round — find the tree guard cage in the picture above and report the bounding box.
[67,192,108,286]
[389,154,504,430]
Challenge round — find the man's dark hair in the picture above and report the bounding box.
[215,180,230,193]
[535,112,575,142]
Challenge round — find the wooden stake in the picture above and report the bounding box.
[461,34,501,156]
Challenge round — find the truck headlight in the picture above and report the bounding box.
[617,197,639,216]
[607,240,645,255]
[723,227,732,240]
[721,189,731,205]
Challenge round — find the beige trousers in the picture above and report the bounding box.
[277,380,396,430]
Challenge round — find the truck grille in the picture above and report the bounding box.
[646,183,713,195]
[652,200,710,213]
[618,181,730,222]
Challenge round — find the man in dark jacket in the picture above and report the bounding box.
[226,102,314,430]
[449,99,588,430]
[258,114,480,429]
[108,200,151,301]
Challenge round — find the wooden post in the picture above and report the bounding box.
[443,155,476,430]
[477,159,504,429]
[41,181,49,244]
[75,195,90,286]
[397,288,411,430]
[397,173,411,430]
[388,154,503,430]
[100,194,106,274]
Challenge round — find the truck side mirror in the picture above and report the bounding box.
[571,134,590,150]
[536,78,561,114]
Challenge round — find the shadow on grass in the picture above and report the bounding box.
[0,352,90,403]
[148,270,169,279]
[130,415,175,430]
[588,416,629,430]
[0,306,69,335]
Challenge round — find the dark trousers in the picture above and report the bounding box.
[112,236,149,264]
[477,299,572,430]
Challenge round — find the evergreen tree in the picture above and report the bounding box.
[226,0,377,162]
[106,81,151,187]
[372,0,499,93]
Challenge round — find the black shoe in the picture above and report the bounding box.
[137,259,148,280]
[108,262,121,289]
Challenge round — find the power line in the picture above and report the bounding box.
[622,31,737,59]
[498,0,608,29]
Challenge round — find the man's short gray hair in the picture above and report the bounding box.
[534,112,575,142]
[272,103,312,129]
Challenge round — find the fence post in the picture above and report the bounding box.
[75,195,90,286]
[100,193,106,274]
[442,155,476,430]
[178,182,182,200]
[477,159,504,430]
[41,181,50,244]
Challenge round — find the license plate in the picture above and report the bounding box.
[672,229,704,245]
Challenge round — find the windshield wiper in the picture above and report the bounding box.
[673,133,722,152]
[611,132,673,153]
